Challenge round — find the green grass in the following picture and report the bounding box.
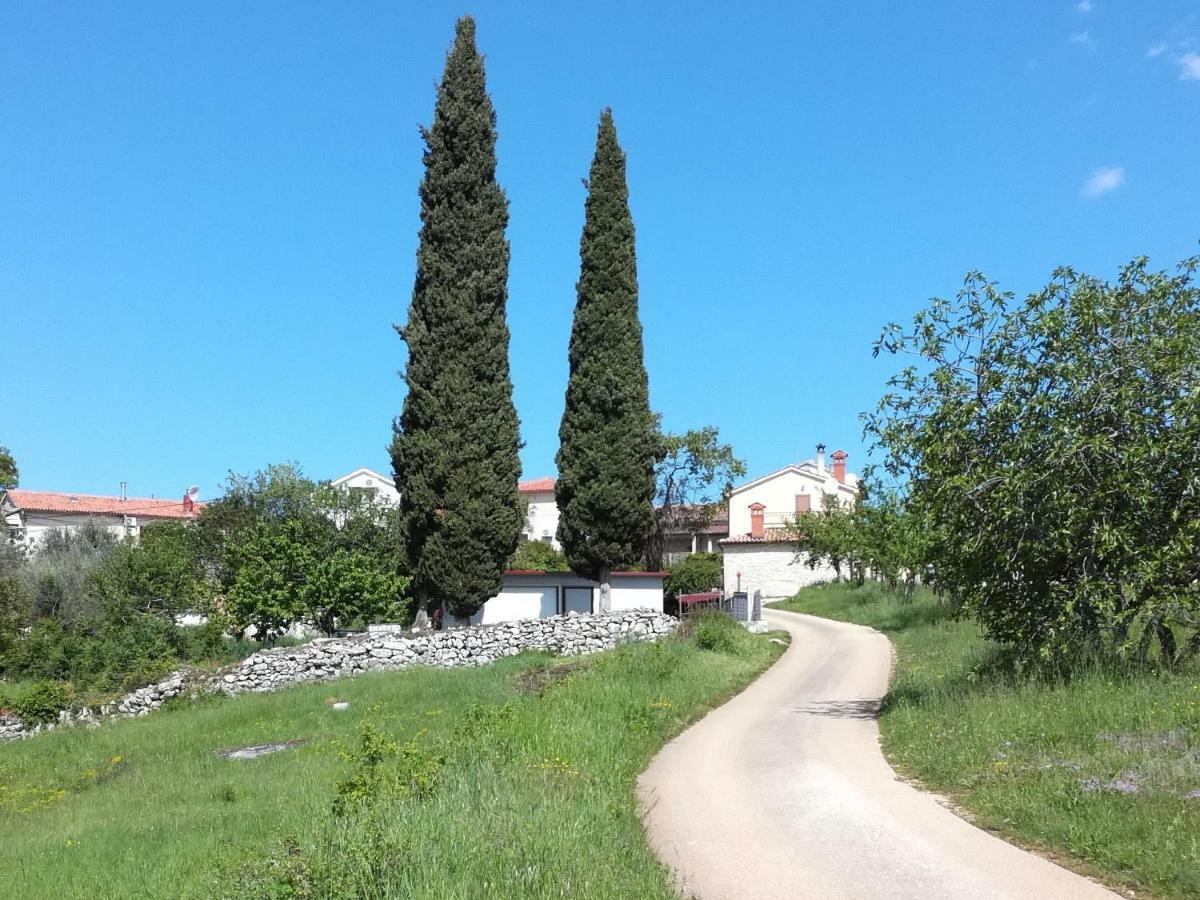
[0,613,784,899]
[773,582,1200,899]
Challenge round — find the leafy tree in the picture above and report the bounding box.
[0,576,29,662]
[302,549,406,636]
[224,518,404,640]
[0,445,17,488]
[225,520,311,641]
[867,255,1200,665]
[649,424,745,569]
[792,495,858,583]
[91,522,208,622]
[556,110,659,611]
[391,16,523,624]
[20,521,116,626]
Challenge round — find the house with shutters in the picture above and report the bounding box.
[720,444,858,600]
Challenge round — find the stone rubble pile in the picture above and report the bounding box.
[0,610,676,743]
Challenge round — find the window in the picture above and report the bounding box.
[795,494,811,513]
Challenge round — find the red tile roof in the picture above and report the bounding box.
[3,489,202,520]
[720,528,796,545]
[518,477,556,493]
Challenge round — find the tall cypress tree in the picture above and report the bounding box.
[391,17,522,622]
[556,109,659,612]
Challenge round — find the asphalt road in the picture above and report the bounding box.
[638,607,1122,900]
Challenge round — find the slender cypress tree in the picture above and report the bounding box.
[391,17,522,622]
[556,109,659,611]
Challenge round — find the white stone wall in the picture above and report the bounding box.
[0,610,678,743]
[722,542,839,601]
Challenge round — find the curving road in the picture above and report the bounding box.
[638,607,1121,900]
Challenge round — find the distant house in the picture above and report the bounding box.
[330,468,401,506]
[0,488,201,549]
[720,445,858,600]
[660,504,729,564]
[331,469,562,550]
[519,476,560,549]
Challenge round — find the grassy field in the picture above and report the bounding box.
[773,583,1200,899]
[0,613,783,899]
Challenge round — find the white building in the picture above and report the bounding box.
[721,445,859,601]
[458,570,664,626]
[1,488,201,549]
[518,476,560,548]
[332,469,563,550]
[330,468,402,506]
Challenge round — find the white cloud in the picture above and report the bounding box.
[1180,53,1200,80]
[1070,30,1096,50]
[1075,0,1093,12]
[1080,166,1125,198]
[1147,42,1168,58]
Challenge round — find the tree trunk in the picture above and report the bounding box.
[598,567,612,614]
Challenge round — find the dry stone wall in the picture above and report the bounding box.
[0,610,676,743]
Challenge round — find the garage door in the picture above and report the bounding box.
[562,586,593,615]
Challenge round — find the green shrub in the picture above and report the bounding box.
[509,540,569,571]
[664,552,721,598]
[13,680,70,725]
[690,611,740,654]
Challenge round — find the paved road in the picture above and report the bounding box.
[638,607,1122,900]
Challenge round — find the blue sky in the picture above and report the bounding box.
[4,1,1198,500]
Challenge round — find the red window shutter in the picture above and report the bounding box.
[795,494,811,513]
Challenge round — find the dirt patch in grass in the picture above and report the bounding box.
[514,662,582,695]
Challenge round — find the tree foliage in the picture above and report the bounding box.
[509,539,569,572]
[649,424,745,569]
[391,16,523,621]
[663,552,722,599]
[792,491,927,596]
[556,110,659,605]
[867,255,1200,665]
[0,445,17,488]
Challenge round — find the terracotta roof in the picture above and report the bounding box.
[518,477,556,493]
[3,489,202,520]
[720,528,796,545]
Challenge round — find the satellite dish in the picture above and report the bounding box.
[187,485,200,499]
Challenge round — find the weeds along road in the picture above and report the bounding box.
[638,607,1121,900]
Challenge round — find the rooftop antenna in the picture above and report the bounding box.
[183,485,200,514]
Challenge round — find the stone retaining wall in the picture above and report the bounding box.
[0,610,677,743]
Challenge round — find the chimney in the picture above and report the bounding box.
[832,449,848,484]
[182,491,194,514]
[749,502,765,539]
[815,443,826,473]
[120,481,127,501]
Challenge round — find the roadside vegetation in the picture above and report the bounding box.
[775,583,1200,898]
[0,612,782,899]
[0,463,409,719]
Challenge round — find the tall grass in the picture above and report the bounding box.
[774,583,1200,899]
[0,613,783,899]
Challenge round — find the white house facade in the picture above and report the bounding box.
[518,477,560,548]
[1,488,201,549]
[330,468,401,506]
[721,445,859,601]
